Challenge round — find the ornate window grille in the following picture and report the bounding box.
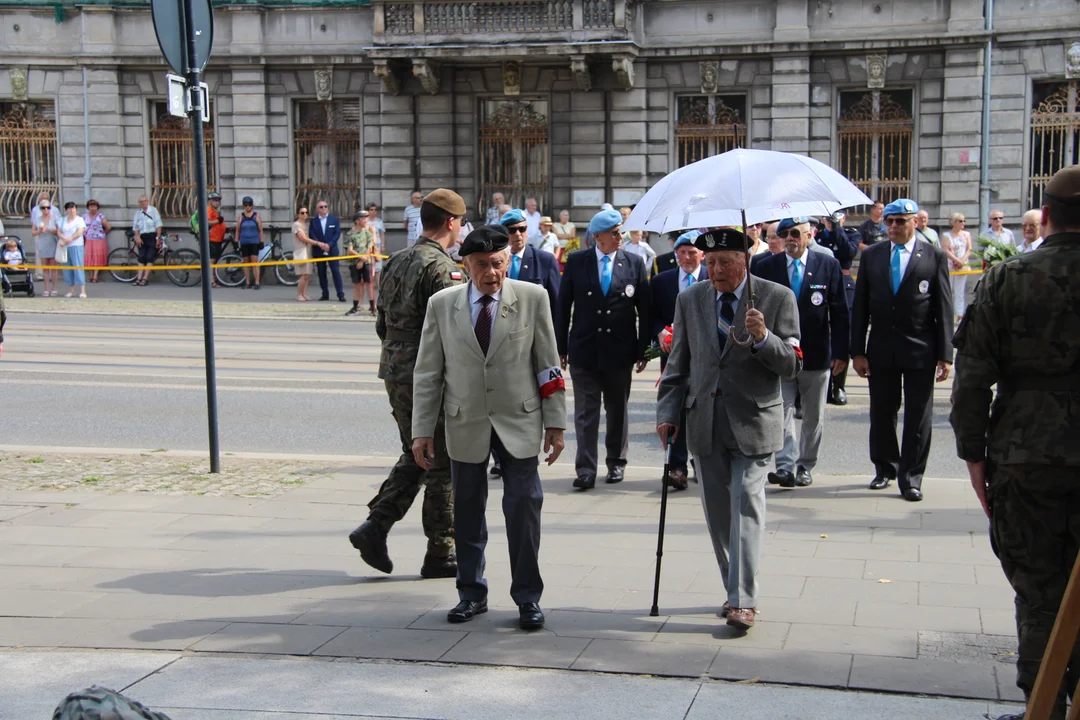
[293,100,361,214]
[0,102,57,217]
[479,99,548,214]
[837,90,913,210]
[674,95,747,168]
[149,101,216,219]
[1028,81,1079,209]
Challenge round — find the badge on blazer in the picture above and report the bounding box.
[811,291,824,306]
[625,284,635,297]
[919,279,930,293]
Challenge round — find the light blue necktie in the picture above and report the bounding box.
[510,254,521,280]
[891,245,902,293]
[601,255,612,295]
[684,273,693,292]
[790,258,803,299]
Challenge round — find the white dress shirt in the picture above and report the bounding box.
[524,210,542,245]
[679,267,701,292]
[469,283,502,333]
[1020,237,1044,253]
[890,240,914,280]
[319,214,329,234]
[595,247,617,284]
[786,252,808,286]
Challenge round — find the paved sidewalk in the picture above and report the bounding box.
[0,450,1022,709]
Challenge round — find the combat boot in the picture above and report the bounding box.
[348,520,393,574]
[420,552,458,579]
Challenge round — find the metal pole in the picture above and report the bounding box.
[978,0,994,235]
[182,0,221,473]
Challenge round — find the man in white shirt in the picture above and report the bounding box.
[536,216,560,255]
[523,198,542,247]
[1018,209,1044,252]
[986,209,1017,248]
[484,192,505,226]
[404,191,423,247]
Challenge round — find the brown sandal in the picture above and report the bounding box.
[726,607,757,629]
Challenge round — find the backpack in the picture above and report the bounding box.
[189,212,200,234]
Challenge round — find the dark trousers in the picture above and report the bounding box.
[660,354,689,472]
[830,278,856,394]
[867,365,935,490]
[314,242,344,298]
[452,431,543,605]
[570,363,632,476]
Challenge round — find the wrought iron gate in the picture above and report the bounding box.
[149,102,216,218]
[479,99,548,214]
[0,102,57,216]
[1028,81,1079,209]
[294,100,361,214]
[674,95,746,168]
[837,90,913,207]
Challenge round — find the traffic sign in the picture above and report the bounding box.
[151,0,214,76]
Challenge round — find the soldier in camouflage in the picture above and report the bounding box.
[53,686,172,720]
[950,165,1080,720]
[349,188,468,579]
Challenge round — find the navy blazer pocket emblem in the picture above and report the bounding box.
[625,284,635,298]
[811,291,824,306]
[919,279,930,293]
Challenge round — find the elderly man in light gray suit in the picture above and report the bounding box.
[412,225,567,631]
[657,228,802,630]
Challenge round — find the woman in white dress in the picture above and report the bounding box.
[941,212,972,323]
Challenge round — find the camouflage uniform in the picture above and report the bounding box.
[370,236,465,558]
[950,231,1080,718]
[54,686,173,720]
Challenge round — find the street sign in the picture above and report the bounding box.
[166,73,186,118]
[151,0,214,75]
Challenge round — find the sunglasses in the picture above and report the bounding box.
[506,224,528,234]
[41,206,51,209]
[885,217,913,225]
[778,228,805,239]
[299,210,309,215]
[317,206,328,209]
[991,216,1003,221]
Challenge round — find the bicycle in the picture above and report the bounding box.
[214,226,299,287]
[108,230,201,287]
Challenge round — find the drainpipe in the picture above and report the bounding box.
[82,66,92,200]
[977,0,994,235]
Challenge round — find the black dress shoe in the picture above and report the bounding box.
[795,467,813,487]
[605,465,625,484]
[869,476,892,490]
[420,553,458,579]
[338,295,347,302]
[829,387,848,406]
[318,295,330,301]
[573,474,596,490]
[447,599,487,624]
[348,520,393,574]
[768,470,796,488]
[489,464,502,478]
[519,602,545,630]
[902,487,923,502]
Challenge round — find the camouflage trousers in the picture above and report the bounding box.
[989,462,1080,719]
[366,380,454,559]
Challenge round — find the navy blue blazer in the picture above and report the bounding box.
[558,248,651,371]
[649,265,707,341]
[753,250,850,372]
[309,215,341,247]
[512,245,560,327]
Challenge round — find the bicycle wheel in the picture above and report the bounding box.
[166,248,201,287]
[107,247,139,283]
[214,253,246,287]
[275,251,299,286]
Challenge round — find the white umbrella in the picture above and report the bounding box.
[624,148,873,233]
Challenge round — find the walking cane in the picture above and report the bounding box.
[650,428,675,617]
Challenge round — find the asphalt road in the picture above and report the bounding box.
[0,313,969,479]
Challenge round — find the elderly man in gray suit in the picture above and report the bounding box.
[657,228,802,630]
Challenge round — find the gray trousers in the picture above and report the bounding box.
[451,431,544,606]
[776,368,830,473]
[570,364,632,476]
[697,395,770,609]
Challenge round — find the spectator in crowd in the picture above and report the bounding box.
[236,196,264,290]
[986,209,1016,248]
[536,216,560,255]
[31,198,60,296]
[206,192,227,288]
[764,221,784,254]
[29,191,52,281]
[455,210,474,257]
[344,210,376,316]
[404,191,423,247]
[859,200,887,247]
[310,199,345,302]
[746,222,768,255]
[367,203,385,303]
[553,210,576,245]
[81,199,111,284]
[131,195,162,287]
[1018,209,1044,252]
[292,206,324,302]
[2,237,20,266]
[942,212,973,323]
[523,197,543,246]
[58,201,87,299]
[915,210,939,246]
[484,192,505,225]
[805,219,834,258]
[623,229,657,274]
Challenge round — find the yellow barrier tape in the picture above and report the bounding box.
[3,253,386,272]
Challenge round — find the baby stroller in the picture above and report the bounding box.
[1,236,34,297]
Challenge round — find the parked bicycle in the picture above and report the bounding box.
[108,230,201,287]
[214,226,299,287]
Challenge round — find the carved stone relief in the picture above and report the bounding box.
[373,60,401,96]
[412,59,439,94]
[1066,41,1080,80]
[700,61,719,95]
[10,67,28,101]
[502,61,521,96]
[613,56,635,90]
[314,67,333,102]
[867,54,886,89]
[570,56,591,92]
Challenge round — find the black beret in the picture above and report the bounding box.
[459,224,510,257]
[694,227,749,253]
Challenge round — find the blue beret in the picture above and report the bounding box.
[776,217,809,232]
[460,225,509,257]
[588,208,623,235]
[694,228,748,253]
[883,199,919,217]
[500,209,526,226]
[674,230,701,249]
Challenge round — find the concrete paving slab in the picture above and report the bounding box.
[62,619,229,651]
[571,638,718,676]
[313,627,466,661]
[656,615,791,650]
[981,609,1018,636]
[854,601,983,633]
[543,609,667,641]
[708,647,853,687]
[189,622,346,655]
[920,581,1016,610]
[863,559,978,584]
[848,655,999,699]
[439,632,592,669]
[785,623,919,658]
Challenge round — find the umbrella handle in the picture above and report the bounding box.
[730,208,756,347]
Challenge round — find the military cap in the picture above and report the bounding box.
[500,208,526,226]
[694,227,748,253]
[459,224,509,257]
[352,210,369,220]
[588,208,623,235]
[883,198,919,217]
[423,188,466,216]
[674,229,701,249]
[1045,165,1080,205]
[776,216,810,232]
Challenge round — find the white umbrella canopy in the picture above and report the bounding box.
[624,148,874,234]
